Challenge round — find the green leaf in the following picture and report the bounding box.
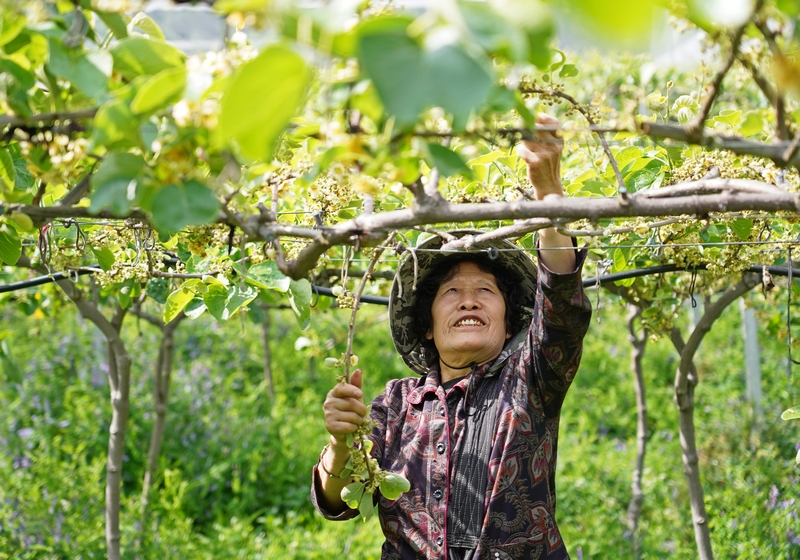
[91,247,116,272]
[641,306,660,319]
[730,218,753,240]
[0,12,27,48]
[219,45,311,162]
[164,284,196,323]
[288,278,312,328]
[46,38,112,100]
[150,180,220,232]
[525,24,554,69]
[242,261,291,292]
[111,36,185,81]
[614,146,644,166]
[739,112,765,137]
[8,213,34,232]
[379,472,410,500]
[713,109,743,127]
[8,144,33,192]
[341,482,365,509]
[458,1,528,62]
[184,297,207,319]
[559,63,579,78]
[146,277,169,304]
[359,491,375,520]
[781,407,800,420]
[131,67,186,116]
[467,151,504,167]
[91,98,140,151]
[203,283,258,321]
[0,148,14,189]
[625,169,658,192]
[426,143,473,178]
[612,247,630,273]
[128,12,165,41]
[357,18,494,127]
[0,225,21,265]
[557,0,658,49]
[90,152,145,216]
[93,11,128,39]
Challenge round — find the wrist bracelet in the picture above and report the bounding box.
[318,443,344,479]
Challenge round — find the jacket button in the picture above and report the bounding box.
[433,489,443,499]
[436,443,445,454]
[436,536,443,546]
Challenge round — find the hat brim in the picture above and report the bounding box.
[389,230,538,374]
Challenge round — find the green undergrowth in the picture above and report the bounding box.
[0,296,798,558]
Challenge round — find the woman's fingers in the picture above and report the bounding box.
[323,378,368,438]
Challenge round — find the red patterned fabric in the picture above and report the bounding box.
[312,251,592,559]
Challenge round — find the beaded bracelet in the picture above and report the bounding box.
[318,443,343,479]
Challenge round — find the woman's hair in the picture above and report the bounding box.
[413,254,529,361]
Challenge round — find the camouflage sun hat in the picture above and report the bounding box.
[389,230,538,375]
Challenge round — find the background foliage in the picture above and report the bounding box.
[1,294,798,558]
[2,0,800,557]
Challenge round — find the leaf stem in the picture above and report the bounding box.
[343,234,392,383]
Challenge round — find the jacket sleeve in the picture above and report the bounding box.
[310,384,390,521]
[529,244,592,416]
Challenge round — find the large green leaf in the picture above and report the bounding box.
[0,225,21,265]
[203,282,258,321]
[89,152,145,216]
[46,38,112,100]
[219,45,311,162]
[242,261,291,292]
[357,19,494,128]
[164,283,197,323]
[379,472,410,500]
[150,179,220,232]
[131,67,186,115]
[426,143,473,178]
[556,0,659,49]
[91,247,116,272]
[288,278,312,328]
[0,12,27,48]
[729,218,753,241]
[341,482,365,509]
[146,277,169,304]
[93,10,128,39]
[110,36,185,81]
[91,98,140,150]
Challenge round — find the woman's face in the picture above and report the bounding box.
[426,262,510,371]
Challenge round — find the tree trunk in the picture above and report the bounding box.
[56,280,131,560]
[140,314,182,546]
[261,306,275,400]
[669,274,758,560]
[625,305,648,559]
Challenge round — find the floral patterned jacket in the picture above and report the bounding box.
[312,251,592,559]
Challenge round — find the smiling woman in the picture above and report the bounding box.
[415,256,526,380]
[427,261,512,380]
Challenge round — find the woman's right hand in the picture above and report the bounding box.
[322,368,367,448]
